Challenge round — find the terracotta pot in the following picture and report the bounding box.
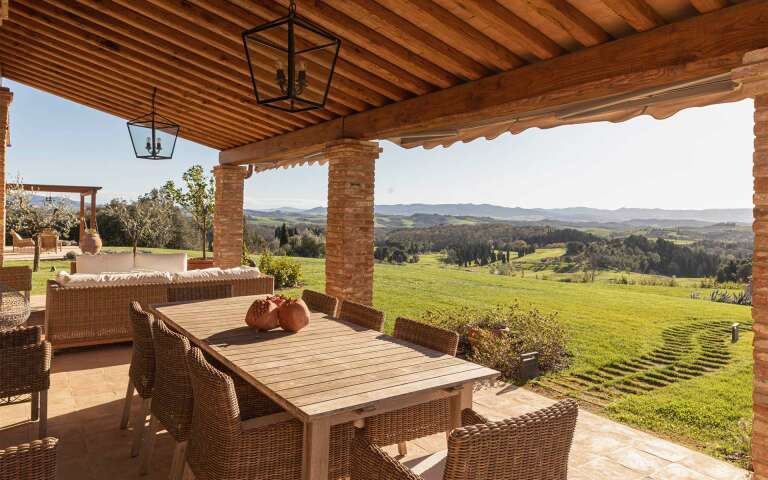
[80,232,102,255]
[278,299,311,333]
[188,258,216,270]
[245,298,280,331]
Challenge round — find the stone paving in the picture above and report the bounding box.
[0,345,750,480]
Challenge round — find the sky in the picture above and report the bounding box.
[3,79,755,211]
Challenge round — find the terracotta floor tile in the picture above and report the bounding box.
[648,463,717,480]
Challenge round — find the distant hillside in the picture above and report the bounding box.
[246,204,752,225]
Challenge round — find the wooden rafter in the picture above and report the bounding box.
[525,0,612,47]
[220,1,768,166]
[600,0,665,32]
[0,0,8,25]
[690,0,730,13]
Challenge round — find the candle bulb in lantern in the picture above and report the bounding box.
[156,137,162,152]
[145,136,152,152]
[297,61,307,95]
[275,61,287,94]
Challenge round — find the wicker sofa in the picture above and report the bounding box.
[45,273,273,350]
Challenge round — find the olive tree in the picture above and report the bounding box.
[105,189,175,257]
[163,165,215,260]
[6,181,78,272]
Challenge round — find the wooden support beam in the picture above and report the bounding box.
[690,0,730,14]
[0,0,9,25]
[600,0,665,32]
[221,0,768,166]
[526,0,612,47]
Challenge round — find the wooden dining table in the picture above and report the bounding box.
[151,295,499,480]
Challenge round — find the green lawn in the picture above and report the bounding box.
[12,248,752,465]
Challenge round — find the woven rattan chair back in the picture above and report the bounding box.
[338,300,385,332]
[168,282,233,303]
[301,290,339,317]
[393,317,459,356]
[0,266,32,294]
[443,400,579,480]
[0,326,50,398]
[128,302,155,399]
[151,319,193,442]
[0,437,58,480]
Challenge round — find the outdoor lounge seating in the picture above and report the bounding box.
[353,399,579,480]
[38,231,61,254]
[338,299,385,332]
[0,326,51,439]
[168,281,232,302]
[45,273,273,349]
[0,437,58,480]
[365,318,460,457]
[301,289,339,317]
[10,230,34,253]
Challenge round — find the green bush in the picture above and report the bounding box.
[258,251,303,289]
[421,302,569,382]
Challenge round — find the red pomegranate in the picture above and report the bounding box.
[278,299,311,333]
[245,298,280,331]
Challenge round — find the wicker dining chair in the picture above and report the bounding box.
[0,266,33,301]
[0,326,51,439]
[119,302,156,458]
[301,290,339,317]
[0,437,58,480]
[365,317,459,456]
[168,281,233,303]
[185,346,354,480]
[338,300,385,332]
[353,399,579,480]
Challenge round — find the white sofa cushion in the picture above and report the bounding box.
[134,253,187,273]
[171,266,261,283]
[56,271,172,288]
[76,253,134,274]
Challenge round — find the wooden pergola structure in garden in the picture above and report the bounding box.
[2,1,768,477]
[9,183,101,243]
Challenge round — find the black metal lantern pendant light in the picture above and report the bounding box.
[242,0,341,113]
[127,88,180,160]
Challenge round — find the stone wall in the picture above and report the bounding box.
[213,165,247,269]
[324,139,379,306]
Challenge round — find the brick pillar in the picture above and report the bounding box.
[213,165,247,269]
[755,95,768,480]
[325,139,379,305]
[0,88,12,267]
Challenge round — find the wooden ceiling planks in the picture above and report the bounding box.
[0,0,740,154]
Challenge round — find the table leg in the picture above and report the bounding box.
[302,417,331,480]
[448,382,474,433]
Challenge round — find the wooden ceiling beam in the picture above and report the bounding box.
[34,0,343,122]
[221,0,768,165]
[266,0,447,92]
[5,69,232,149]
[330,0,491,81]
[10,0,308,134]
[371,0,523,71]
[2,15,285,137]
[600,0,666,31]
[525,0,612,47]
[0,32,263,143]
[689,0,730,13]
[92,0,381,111]
[0,56,244,148]
[434,0,563,61]
[177,0,409,104]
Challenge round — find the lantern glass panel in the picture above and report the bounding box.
[244,22,291,105]
[127,115,179,160]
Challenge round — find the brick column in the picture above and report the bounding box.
[213,165,247,269]
[755,95,768,480]
[0,88,12,267]
[325,139,379,305]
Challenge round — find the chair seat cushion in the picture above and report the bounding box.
[172,266,261,283]
[402,451,447,480]
[55,271,172,287]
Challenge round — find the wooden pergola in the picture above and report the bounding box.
[9,183,101,242]
[2,1,768,478]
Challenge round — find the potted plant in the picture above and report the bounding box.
[164,165,216,270]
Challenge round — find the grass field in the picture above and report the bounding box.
[12,248,752,465]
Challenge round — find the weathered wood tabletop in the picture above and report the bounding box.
[151,295,498,480]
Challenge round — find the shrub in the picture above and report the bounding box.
[64,250,77,260]
[258,251,303,289]
[421,302,569,382]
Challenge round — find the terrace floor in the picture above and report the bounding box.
[3,245,80,261]
[0,344,749,480]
